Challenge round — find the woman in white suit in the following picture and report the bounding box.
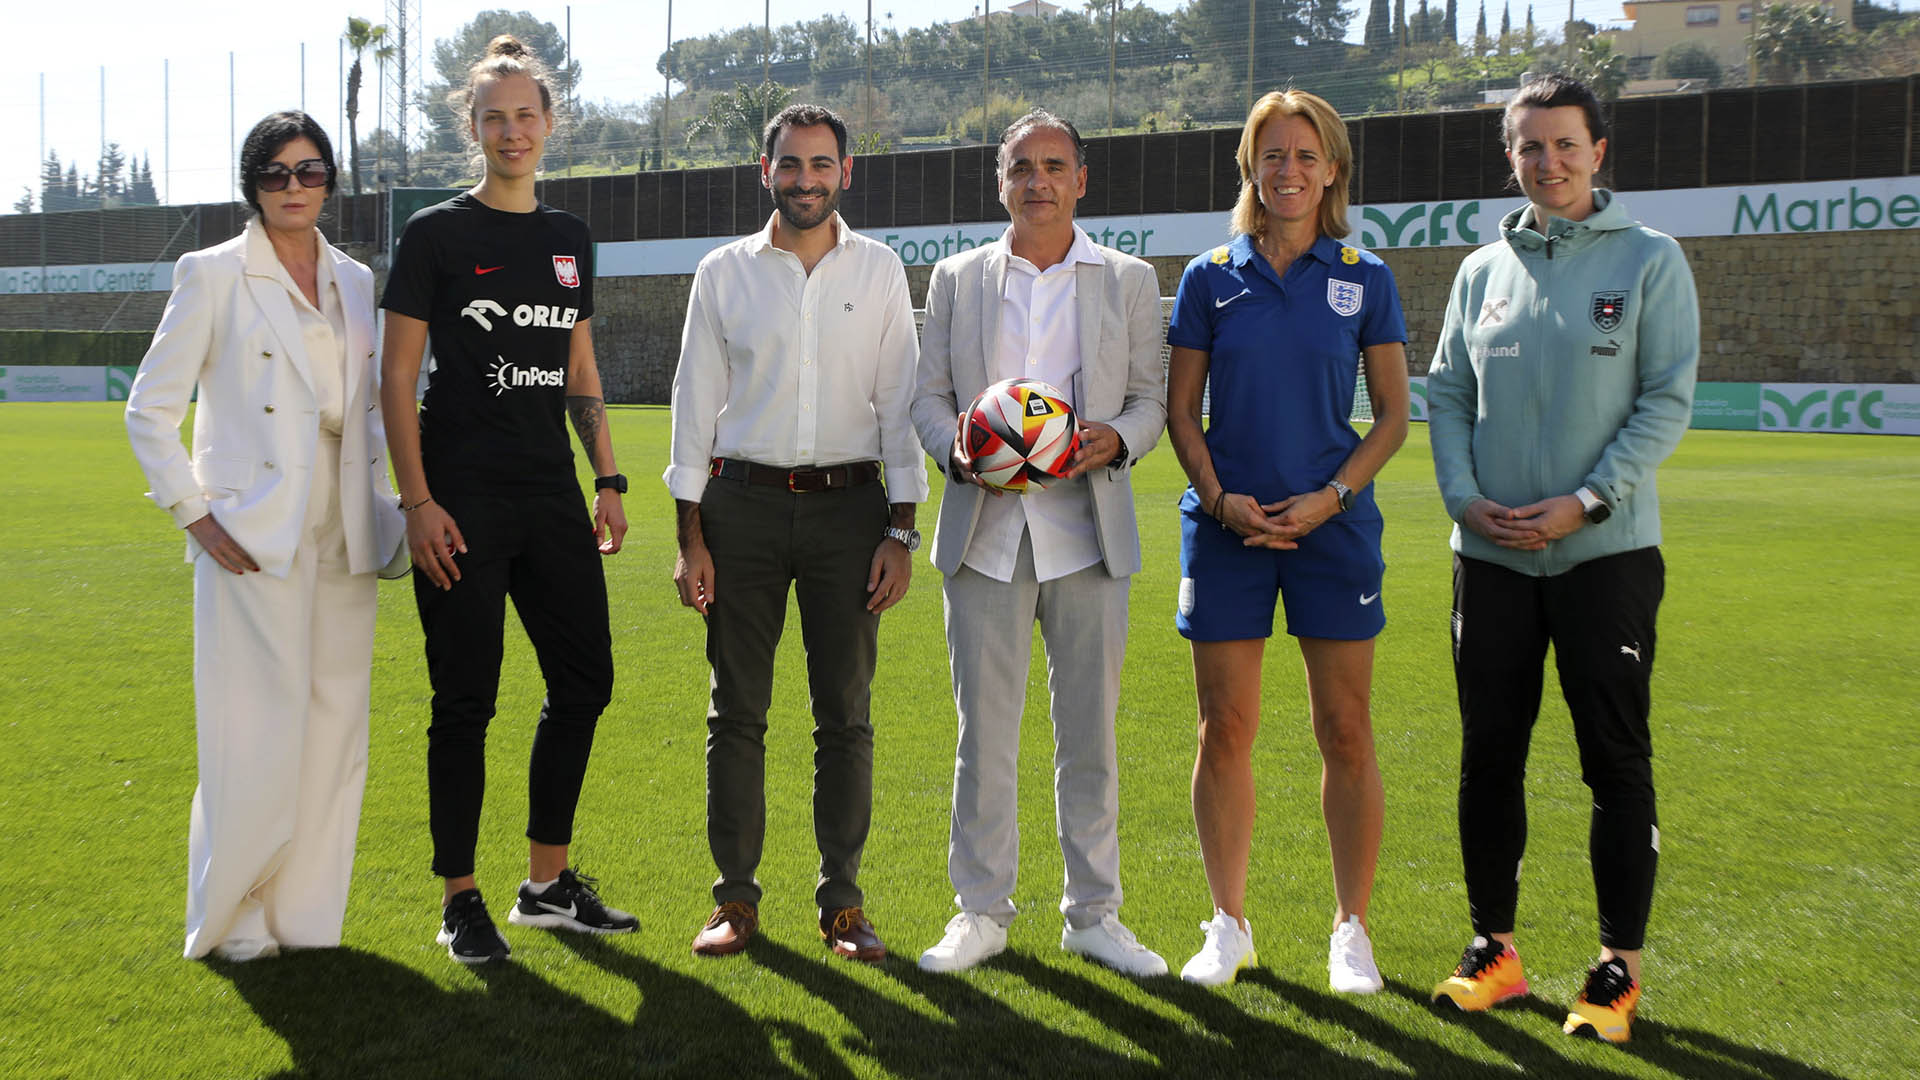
[126,111,405,961]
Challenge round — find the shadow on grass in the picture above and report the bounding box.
[215,944,800,1078]
[1384,979,1853,1080]
[748,937,1165,1078]
[211,944,1856,1079]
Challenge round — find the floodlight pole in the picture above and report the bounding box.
[983,0,992,144]
[1107,0,1118,136]
[1248,0,1256,107]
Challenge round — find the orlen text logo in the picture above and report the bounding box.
[1357,201,1483,249]
[487,357,566,396]
[461,299,581,332]
[1760,387,1884,431]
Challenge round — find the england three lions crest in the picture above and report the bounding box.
[1327,279,1364,317]
[1590,291,1627,332]
[553,255,581,288]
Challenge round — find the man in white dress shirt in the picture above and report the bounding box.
[667,104,927,964]
[911,110,1169,976]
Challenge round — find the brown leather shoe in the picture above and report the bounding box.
[820,906,886,963]
[692,902,757,957]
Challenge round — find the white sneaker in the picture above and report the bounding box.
[1180,908,1256,986]
[1061,913,1169,977]
[1328,914,1384,994]
[918,911,1008,973]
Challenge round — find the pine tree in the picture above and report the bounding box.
[128,153,158,205]
[1396,0,1408,44]
[1501,1,1513,52]
[1366,0,1395,50]
[39,151,65,213]
[13,188,32,214]
[1476,0,1489,52]
[1445,0,1459,42]
[96,142,128,205]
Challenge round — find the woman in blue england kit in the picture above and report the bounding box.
[1162,90,1410,993]
[380,34,636,964]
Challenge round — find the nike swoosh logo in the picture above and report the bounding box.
[536,900,578,918]
[475,265,505,275]
[1359,592,1380,605]
[1215,289,1252,309]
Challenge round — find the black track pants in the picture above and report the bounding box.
[1451,548,1663,951]
[414,490,614,880]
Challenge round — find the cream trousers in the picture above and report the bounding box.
[184,434,378,958]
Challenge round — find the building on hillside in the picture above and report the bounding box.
[965,0,1062,21]
[1607,0,1855,73]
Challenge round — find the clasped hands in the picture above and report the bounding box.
[1212,485,1343,550]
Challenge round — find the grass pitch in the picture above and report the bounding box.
[0,404,1914,1078]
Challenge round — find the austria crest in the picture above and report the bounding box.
[1327,279,1364,317]
[1590,291,1626,332]
[553,255,581,288]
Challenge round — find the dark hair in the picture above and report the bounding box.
[1502,73,1608,147]
[460,35,555,117]
[762,104,850,161]
[998,109,1086,174]
[239,111,337,215]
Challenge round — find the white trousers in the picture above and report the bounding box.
[941,535,1130,930]
[184,434,377,958]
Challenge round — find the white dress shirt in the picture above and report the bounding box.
[665,212,929,506]
[962,226,1104,583]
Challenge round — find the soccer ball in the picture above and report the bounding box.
[958,378,1081,494]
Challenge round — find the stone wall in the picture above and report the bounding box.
[7,232,1912,398]
[591,229,1920,403]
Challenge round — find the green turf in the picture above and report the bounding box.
[1,404,1913,1078]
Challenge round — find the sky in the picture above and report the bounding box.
[5,0,1637,216]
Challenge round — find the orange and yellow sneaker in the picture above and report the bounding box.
[1564,957,1640,1043]
[1431,936,1530,1011]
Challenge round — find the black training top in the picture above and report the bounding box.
[382,192,595,496]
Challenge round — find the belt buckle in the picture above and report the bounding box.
[787,469,800,492]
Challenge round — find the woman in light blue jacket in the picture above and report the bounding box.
[1424,74,1698,1045]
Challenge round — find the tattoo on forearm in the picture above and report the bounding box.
[566,395,607,467]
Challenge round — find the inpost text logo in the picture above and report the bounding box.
[487,357,565,396]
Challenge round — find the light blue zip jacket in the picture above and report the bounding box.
[1427,190,1699,577]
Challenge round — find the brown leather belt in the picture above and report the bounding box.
[708,457,881,493]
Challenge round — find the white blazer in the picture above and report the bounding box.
[126,217,405,578]
[912,240,1168,578]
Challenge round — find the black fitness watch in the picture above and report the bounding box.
[594,473,629,494]
[1576,485,1611,524]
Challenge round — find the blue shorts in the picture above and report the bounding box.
[1176,500,1387,642]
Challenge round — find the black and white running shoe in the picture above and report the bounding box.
[438,889,512,964]
[507,868,639,934]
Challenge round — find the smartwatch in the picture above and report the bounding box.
[594,473,629,494]
[1576,485,1611,524]
[1325,479,1354,513]
[884,526,921,552]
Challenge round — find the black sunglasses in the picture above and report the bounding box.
[255,159,331,192]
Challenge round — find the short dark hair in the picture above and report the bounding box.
[239,111,338,215]
[762,104,850,161]
[998,109,1086,174]
[1503,73,1608,148]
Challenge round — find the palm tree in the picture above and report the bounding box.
[344,16,395,195]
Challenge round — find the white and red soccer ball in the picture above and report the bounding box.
[958,378,1081,494]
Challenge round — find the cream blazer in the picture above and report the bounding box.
[911,240,1169,578]
[126,218,405,578]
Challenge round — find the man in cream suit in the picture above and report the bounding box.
[127,132,405,961]
[911,109,1168,976]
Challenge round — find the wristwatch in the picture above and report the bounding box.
[1576,485,1611,524]
[1325,479,1354,513]
[594,473,628,494]
[884,526,921,552]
